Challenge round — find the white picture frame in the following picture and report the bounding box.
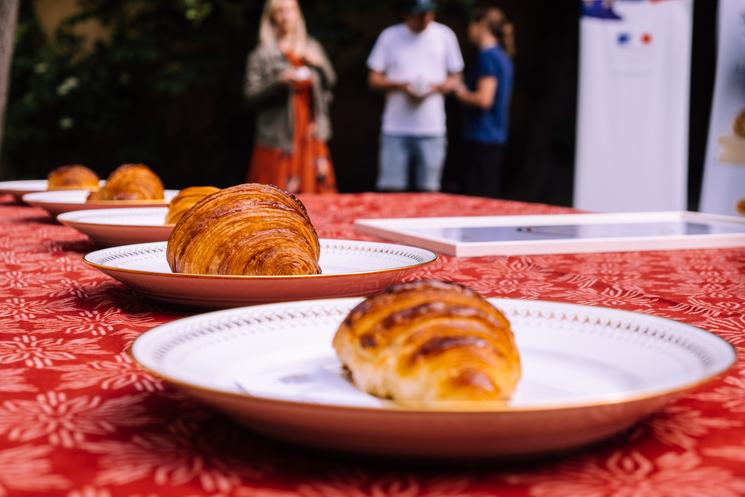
[354,211,745,257]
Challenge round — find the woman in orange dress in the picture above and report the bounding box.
[244,0,337,193]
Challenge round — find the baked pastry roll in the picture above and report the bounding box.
[167,183,321,276]
[87,163,164,202]
[47,164,99,190]
[734,110,745,138]
[165,186,220,225]
[334,281,521,404]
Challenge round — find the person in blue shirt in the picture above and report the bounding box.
[454,7,514,198]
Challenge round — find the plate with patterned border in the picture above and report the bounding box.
[23,189,178,216]
[84,240,438,308]
[131,297,736,457]
[58,208,172,246]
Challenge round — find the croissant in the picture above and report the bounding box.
[167,183,321,276]
[47,164,100,190]
[87,164,164,202]
[165,186,220,225]
[333,281,521,404]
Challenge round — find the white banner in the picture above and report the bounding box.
[700,0,745,216]
[574,0,692,212]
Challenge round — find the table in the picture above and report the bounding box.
[1,192,744,497]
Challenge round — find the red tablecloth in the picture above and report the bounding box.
[1,192,744,497]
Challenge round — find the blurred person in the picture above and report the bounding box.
[454,7,514,198]
[244,0,337,193]
[367,0,464,192]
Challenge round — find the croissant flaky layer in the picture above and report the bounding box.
[47,164,100,190]
[333,281,522,404]
[166,183,321,276]
[165,186,220,225]
[87,164,164,202]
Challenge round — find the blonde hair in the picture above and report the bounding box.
[259,0,309,53]
[473,7,515,57]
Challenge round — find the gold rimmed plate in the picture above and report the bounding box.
[84,240,438,308]
[58,208,172,246]
[23,189,178,216]
[131,297,736,457]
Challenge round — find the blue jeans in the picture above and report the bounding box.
[377,134,447,192]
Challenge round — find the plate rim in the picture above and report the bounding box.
[83,240,438,280]
[0,179,49,191]
[129,297,738,415]
[57,207,173,229]
[22,189,178,206]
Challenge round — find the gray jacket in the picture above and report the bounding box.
[244,38,336,152]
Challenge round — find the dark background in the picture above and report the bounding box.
[2,0,718,208]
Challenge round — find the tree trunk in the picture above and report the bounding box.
[0,0,20,176]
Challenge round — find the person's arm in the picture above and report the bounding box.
[244,49,294,108]
[456,76,497,109]
[433,72,463,95]
[437,27,465,95]
[369,71,426,99]
[304,40,336,88]
[368,70,405,93]
[366,29,418,98]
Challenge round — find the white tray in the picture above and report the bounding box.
[355,211,745,257]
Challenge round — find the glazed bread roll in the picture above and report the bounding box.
[334,281,521,404]
[167,183,321,276]
[734,110,745,138]
[165,186,220,225]
[47,164,99,190]
[87,164,164,202]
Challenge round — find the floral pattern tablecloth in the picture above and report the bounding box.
[0,192,744,497]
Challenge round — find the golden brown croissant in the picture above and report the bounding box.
[47,164,100,190]
[87,164,164,202]
[166,183,321,276]
[333,281,521,404]
[165,186,220,225]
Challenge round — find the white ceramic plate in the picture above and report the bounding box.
[23,189,178,216]
[131,297,736,457]
[85,240,437,308]
[0,179,105,202]
[58,208,172,246]
[0,180,50,201]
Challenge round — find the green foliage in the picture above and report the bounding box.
[4,0,475,185]
[6,0,258,182]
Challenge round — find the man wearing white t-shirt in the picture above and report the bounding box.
[368,0,464,192]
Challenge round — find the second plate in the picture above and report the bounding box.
[23,189,178,216]
[58,208,172,246]
[84,240,438,308]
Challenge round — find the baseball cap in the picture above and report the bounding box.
[399,0,437,14]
